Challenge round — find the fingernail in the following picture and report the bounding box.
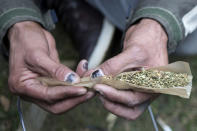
[83,61,88,70]
[64,73,77,83]
[91,69,104,79]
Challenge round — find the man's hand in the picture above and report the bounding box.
[86,19,168,120]
[8,21,94,114]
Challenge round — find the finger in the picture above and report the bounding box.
[34,91,94,114]
[94,84,156,107]
[84,49,147,79]
[89,48,146,77]
[43,31,60,63]
[26,51,80,83]
[76,59,88,77]
[99,96,150,120]
[17,78,87,103]
[83,52,128,77]
[99,52,130,75]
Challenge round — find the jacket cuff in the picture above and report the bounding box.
[0,8,46,37]
[127,7,184,54]
[0,8,47,57]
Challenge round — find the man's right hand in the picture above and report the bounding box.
[8,21,94,114]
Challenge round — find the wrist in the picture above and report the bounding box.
[125,18,168,48]
[140,19,168,43]
[8,21,41,40]
[8,21,43,48]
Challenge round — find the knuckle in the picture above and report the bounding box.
[53,65,69,80]
[26,50,46,66]
[132,113,140,120]
[104,101,115,110]
[102,59,117,75]
[103,60,112,70]
[31,51,43,64]
[127,115,139,121]
[127,99,139,107]
[45,98,54,104]
[127,101,135,107]
[49,106,65,115]
[126,111,141,121]
[50,108,61,115]
[53,65,63,78]
[47,98,56,104]
[26,51,38,64]
[128,44,149,64]
[43,89,56,104]
[134,46,148,61]
[127,110,141,121]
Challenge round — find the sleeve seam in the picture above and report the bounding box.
[0,15,45,37]
[0,8,44,29]
[0,7,40,18]
[131,7,184,42]
[127,7,185,53]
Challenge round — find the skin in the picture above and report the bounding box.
[8,18,168,119]
[8,21,94,114]
[85,18,168,120]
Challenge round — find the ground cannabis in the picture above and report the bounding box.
[114,70,189,88]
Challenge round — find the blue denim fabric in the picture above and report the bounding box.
[50,10,58,23]
[39,0,58,24]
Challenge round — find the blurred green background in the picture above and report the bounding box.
[0,23,197,131]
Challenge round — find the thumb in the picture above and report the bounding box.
[99,53,128,76]
[26,52,80,83]
[85,51,135,78]
[94,47,148,77]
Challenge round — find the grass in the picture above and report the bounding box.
[0,23,197,131]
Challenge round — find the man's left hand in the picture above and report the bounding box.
[85,19,168,120]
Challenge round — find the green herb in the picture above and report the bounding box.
[114,70,189,88]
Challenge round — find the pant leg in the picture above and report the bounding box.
[175,29,197,56]
[86,0,138,31]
